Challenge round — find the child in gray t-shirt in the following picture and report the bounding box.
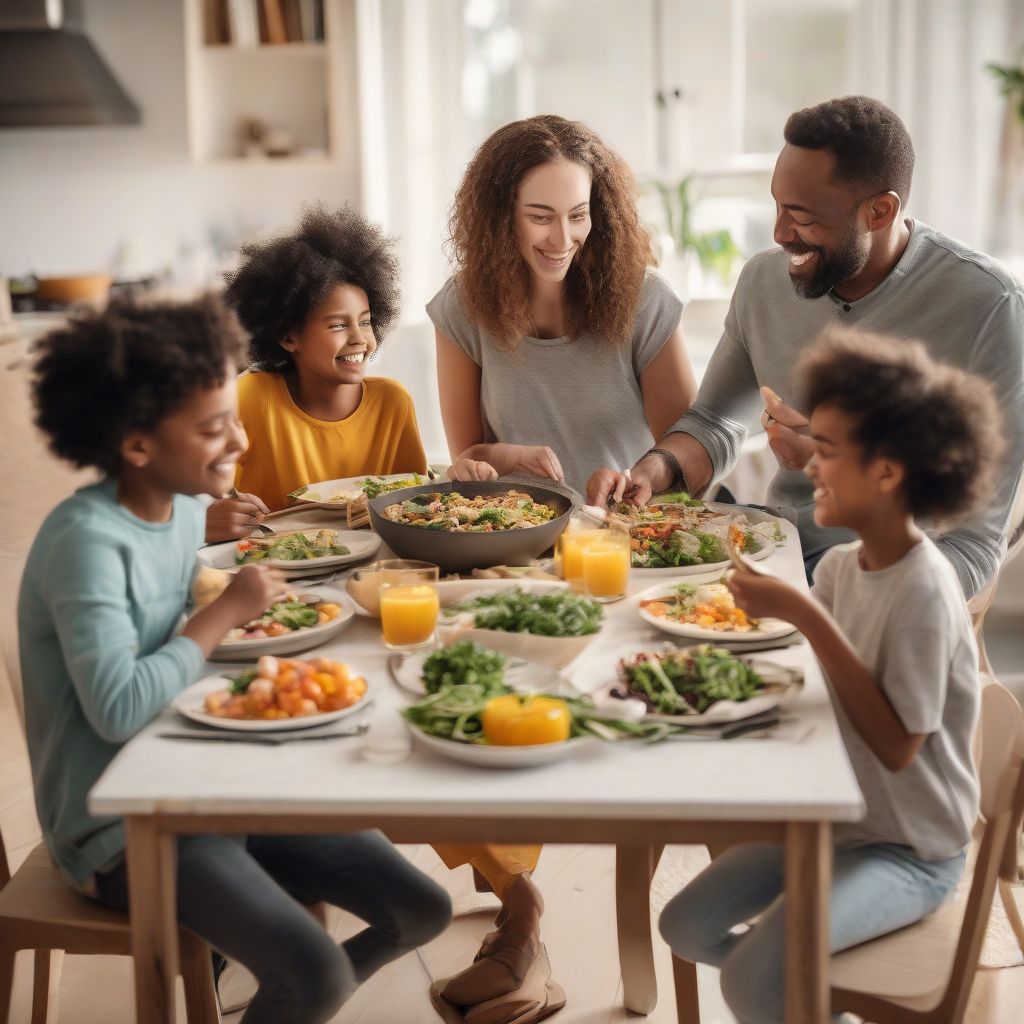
[658,325,1004,1024]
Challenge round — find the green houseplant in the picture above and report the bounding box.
[650,174,742,288]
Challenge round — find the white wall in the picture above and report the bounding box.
[0,0,359,280]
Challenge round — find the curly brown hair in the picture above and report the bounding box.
[800,327,1005,525]
[447,114,653,348]
[32,295,244,475]
[224,202,401,372]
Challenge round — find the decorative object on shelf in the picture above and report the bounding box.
[648,174,741,300]
[205,0,324,46]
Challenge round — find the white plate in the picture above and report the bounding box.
[600,653,803,726]
[199,527,381,574]
[405,725,598,768]
[347,576,569,618]
[633,580,798,643]
[173,673,373,732]
[292,473,432,507]
[209,586,356,661]
[390,648,568,698]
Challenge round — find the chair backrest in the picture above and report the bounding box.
[940,681,1024,1020]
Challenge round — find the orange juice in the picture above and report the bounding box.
[582,536,630,600]
[558,529,606,581]
[380,585,440,648]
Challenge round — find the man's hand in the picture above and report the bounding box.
[724,567,807,623]
[205,492,269,543]
[446,456,499,481]
[761,386,813,471]
[586,469,651,507]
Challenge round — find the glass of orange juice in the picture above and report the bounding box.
[581,530,631,602]
[557,528,606,588]
[379,570,440,651]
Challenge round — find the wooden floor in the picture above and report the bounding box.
[3,676,1024,1023]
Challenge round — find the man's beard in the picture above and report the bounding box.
[788,222,868,299]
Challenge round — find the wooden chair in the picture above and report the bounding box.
[0,823,221,1024]
[670,680,1024,1024]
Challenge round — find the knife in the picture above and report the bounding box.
[157,723,369,745]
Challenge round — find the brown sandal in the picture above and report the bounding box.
[430,945,565,1024]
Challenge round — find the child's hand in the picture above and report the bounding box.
[218,564,287,624]
[760,386,814,471]
[447,456,499,481]
[205,492,270,543]
[724,567,806,623]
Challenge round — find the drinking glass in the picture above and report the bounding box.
[347,559,438,616]
[581,530,631,602]
[379,574,440,651]
[556,528,607,587]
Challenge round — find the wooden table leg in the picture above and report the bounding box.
[784,822,831,1024]
[125,816,179,1024]
[615,842,664,1015]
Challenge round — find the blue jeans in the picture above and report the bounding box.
[93,831,452,1024]
[658,841,965,1024]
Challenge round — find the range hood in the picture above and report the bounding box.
[0,0,140,128]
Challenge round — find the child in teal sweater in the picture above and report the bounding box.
[19,296,451,1023]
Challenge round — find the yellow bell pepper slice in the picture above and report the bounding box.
[482,694,572,746]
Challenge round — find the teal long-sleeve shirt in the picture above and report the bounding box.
[18,478,206,883]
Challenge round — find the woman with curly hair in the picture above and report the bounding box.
[208,203,428,532]
[428,114,697,495]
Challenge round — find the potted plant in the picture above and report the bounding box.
[648,174,742,298]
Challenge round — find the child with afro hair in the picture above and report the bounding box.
[208,202,428,535]
[20,296,451,1021]
[659,325,1005,1024]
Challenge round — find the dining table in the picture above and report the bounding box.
[88,513,864,1024]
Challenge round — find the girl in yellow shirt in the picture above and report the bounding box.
[207,205,543,1014]
[211,203,428,521]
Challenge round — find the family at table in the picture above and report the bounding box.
[15,94,1024,1024]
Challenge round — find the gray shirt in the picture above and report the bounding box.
[812,538,980,861]
[670,221,1024,597]
[427,271,683,495]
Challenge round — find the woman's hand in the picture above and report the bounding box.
[761,386,813,471]
[496,443,565,483]
[205,492,270,543]
[446,456,499,481]
[723,568,808,623]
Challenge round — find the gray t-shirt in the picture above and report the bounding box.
[812,538,980,861]
[670,220,1024,597]
[426,271,683,495]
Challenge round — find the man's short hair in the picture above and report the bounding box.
[784,96,914,207]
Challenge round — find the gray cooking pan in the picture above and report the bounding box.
[367,479,574,572]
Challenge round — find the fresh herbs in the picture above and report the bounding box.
[445,587,604,637]
[227,667,258,696]
[421,641,508,695]
[618,645,762,714]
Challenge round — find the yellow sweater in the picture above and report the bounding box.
[235,372,427,511]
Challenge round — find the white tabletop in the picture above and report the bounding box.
[89,519,864,826]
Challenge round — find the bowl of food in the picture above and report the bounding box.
[437,585,604,670]
[367,480,573,572]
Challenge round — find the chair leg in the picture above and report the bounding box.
[180,937,221,1024]
[999,878,1024,956]
[671,954,701,1024]
[30,948,63,1024]
[0,946,16,1024]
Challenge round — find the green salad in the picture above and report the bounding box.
[443,587,604,637]
[235,529,350,565]
[617,644,763,714]
[421,641,508,695]
[403,680,666,744]
[360,474,425,499]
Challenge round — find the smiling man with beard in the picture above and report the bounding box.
[589,95,1024,598]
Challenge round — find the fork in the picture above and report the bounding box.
[229,487,276,534]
